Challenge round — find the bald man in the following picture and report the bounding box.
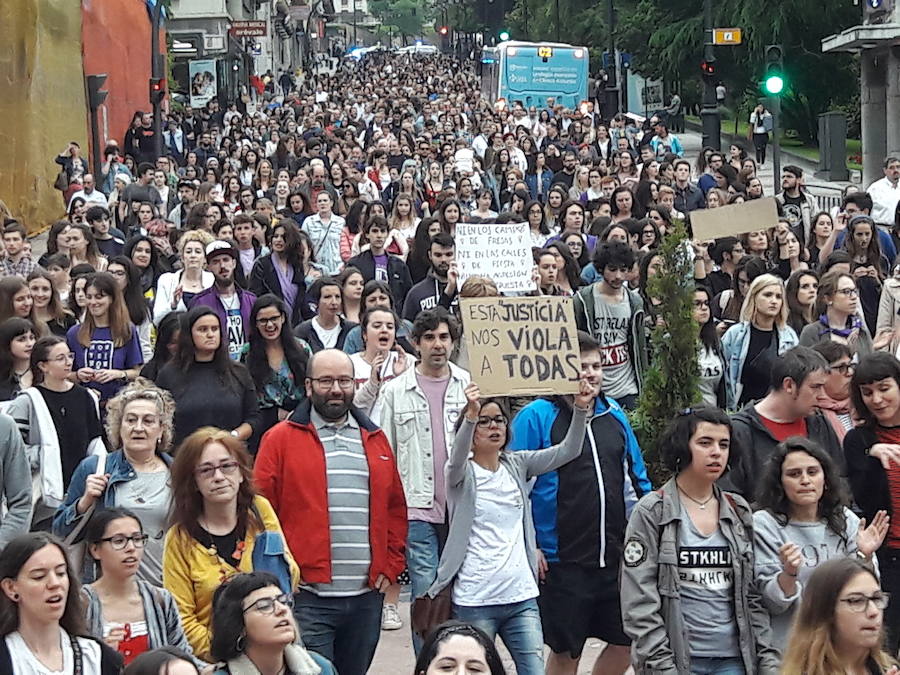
[254,349,407,675]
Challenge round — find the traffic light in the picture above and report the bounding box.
[499,29,510,41]
[438,25,449,35]
[149,77,165,105]
[86,74,108,111]
[700,58,716,78]
[763,44,785,95]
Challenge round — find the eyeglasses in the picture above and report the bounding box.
[835,288,859,297]
[476,415,507,428]
[243,593,294,614]
[255,315,284,326]
[309,376,355,389]
[100,534,149,550]
[108,269,127,277]
[45,352,75,363]
[831,362,855,375]
[195,460,240,480]
[839,592,890,612]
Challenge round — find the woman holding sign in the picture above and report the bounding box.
[422,379,595,675]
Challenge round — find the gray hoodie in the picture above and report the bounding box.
[0,412,32,548]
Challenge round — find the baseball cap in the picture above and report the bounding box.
[205,240,238,262]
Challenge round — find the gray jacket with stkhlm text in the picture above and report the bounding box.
[619,478,780,675]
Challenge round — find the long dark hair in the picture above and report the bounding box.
[785,268,818,333]
[0,532,87,637]
[694,285,719,353]
[546,241,583,290]
[524,199,550,235]
[851,352,900,429]
[108,256,150,326]
[754,437,850,545]
[245,294,308,393]
[172,306,240,391]
[272,219,303,267]
[29,335,67,384]
[0,317,34,384]
[143,311,182,380]
[124,235,168,289]
[345,199,367,235]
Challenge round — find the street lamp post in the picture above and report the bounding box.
[700,0,721,149]
[150,0,165,160]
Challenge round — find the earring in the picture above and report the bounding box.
[12,593,19,601]
[236,634,246,652]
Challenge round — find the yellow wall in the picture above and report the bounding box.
[0,1,88,234]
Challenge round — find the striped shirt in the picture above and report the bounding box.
[304,408,372,597]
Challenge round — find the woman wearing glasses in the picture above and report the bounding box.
[799,270,874,358]
[54,381,175,586]
[209,572,334,674]
[163,427,299,663]
[844,351,900,654]
[752,437,888,650]
[83,508,204,668]
[782,558,898,674]
[424,379,594,675]
[6,336,103,531]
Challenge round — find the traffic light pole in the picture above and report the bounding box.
[151,0,164,160]
[770,96,781,195]
[700,0,720,149]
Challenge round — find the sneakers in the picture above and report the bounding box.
[381,603,402,630]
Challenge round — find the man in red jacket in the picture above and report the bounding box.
[254,349,407,675]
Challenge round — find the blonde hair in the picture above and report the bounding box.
[459,276,500,298]
[739,273,788,328]
[104,378,176,452]
[176,229,214,256]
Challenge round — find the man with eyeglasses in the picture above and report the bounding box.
[509,331,650,675]
[255,349,407,675]
[722,346,844,498]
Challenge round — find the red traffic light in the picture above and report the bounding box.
[439,25,449,35]
[700,59,716,76]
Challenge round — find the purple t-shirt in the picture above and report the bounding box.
[373,253,389,282]
[408,372,451,524]
[67,324,143,401]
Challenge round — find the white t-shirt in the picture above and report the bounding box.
[453,463,539,607]
[5,629,103,675]
[697,345,723,407]
[312,317,341,349]
[350,351,410,421]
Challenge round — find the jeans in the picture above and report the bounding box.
[453,598,544,675]
[407,520,446,654]
[690,656,745,675]
[293,589,383,675]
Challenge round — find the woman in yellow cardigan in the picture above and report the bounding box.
[162,427,300,662]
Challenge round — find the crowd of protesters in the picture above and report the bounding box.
[0,47,898,674]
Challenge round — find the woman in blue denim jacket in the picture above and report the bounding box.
[721,274,798,410]
[53,381,176,586]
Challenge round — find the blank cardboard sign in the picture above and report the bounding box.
[460,296,581,397]
[689,196,779,241]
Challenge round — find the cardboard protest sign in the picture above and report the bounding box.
[456,222,534,293]
[460,296,580,396]
[689,196,779,241]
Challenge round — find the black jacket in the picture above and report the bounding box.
[401,272,455,323]
[248,253,310,327]
[722,402,844,499]
[843,426,893,525]
[294,316,356,352]
[347,250,413,310]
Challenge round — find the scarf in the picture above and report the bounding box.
[220,644,322,675]
[273,253,298,314]
[817,313,862,339]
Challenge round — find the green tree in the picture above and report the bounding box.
[368,0,430,43]
[630,221,701,485]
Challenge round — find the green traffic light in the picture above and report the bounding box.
[499,30,510,41]
[764,74,784,94]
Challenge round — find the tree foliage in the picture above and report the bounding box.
[368,0,430,41]
[497,0,861,142]
[630,221,701,485]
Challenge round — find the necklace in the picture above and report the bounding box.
[128,453,160,470]
[676,482,716,510]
